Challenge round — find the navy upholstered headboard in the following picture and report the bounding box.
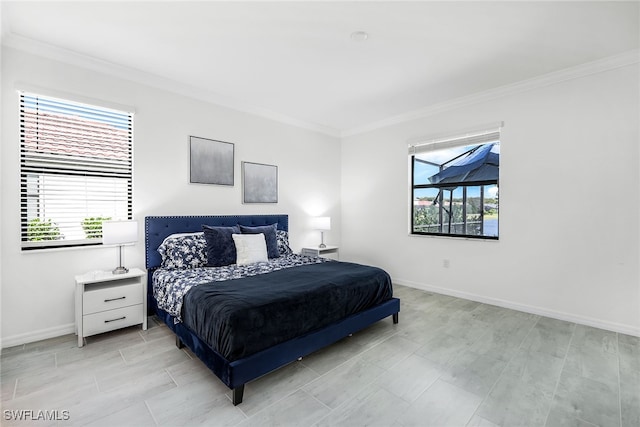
[145,214,289,270]
[144,214,288,315]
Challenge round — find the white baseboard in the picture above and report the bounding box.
[1,323,75,349]
[393,278,640,338]
[2,279,638,348]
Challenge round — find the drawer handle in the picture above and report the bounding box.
[104,296,126,303]
[104,316,126,323]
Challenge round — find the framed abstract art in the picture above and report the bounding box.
[190,136,234,186]
[242,162,278,203]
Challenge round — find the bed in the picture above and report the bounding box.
[145,214,400,405]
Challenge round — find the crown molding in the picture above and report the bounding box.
[3,33,637,141]
[1,33,341,138]
[342,49,640,138]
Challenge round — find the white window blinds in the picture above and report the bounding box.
[19,92,133,249]
[408,123,503,155]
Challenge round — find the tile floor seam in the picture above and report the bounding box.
[238,384,301,421]
[461,358,510,426]
[163,367,179,388]
[381,349,417,374]
[360,331,414,371]
[516,313,543,353]
[236,406,250,423]
[181,347,195,360]
[310,366,396,427]
[307,387,334,414]
[542,322,577,427]
[298,361,324,378]
[424,378,486,427]
[309,406,331,427]
[287,388,333,427]
[143,399,161,427]
[616,332,623,427]
[297,361,335,389]
[418,369,444,406]
[92,372,101,394]
[298,349,367,389]
[465,311,539,426]
[575,415,601,427]
[242,386,322,426]
[299,355,383,404]
[309,393,351,426]
[11,377,18,401]
[377,350,444,407]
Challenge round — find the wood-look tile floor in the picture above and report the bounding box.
[1,285,639,426]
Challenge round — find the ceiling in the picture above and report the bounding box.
[2,1,638,137]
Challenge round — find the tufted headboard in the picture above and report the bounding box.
[145,214,289,270]
[144,214,288,314]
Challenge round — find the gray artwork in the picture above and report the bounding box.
[242,162,278,203]
[190,136,234,185]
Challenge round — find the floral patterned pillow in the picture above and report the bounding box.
[276,230,293,256]
[158,233,207,269]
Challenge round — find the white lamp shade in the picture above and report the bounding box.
[102,220,138,245]
[310,216,331,231]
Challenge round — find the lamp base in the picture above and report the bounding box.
[319,230,327,249]
[112,266,129,275]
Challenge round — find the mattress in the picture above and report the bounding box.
[180,261,393,361]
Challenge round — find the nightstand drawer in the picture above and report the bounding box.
[76,268,147,347]
[83,281,143,315]
[83,304,144,336]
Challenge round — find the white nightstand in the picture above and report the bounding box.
[301,245,339,260]
[75,267,147,347]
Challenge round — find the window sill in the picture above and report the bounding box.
[409,232,499,242]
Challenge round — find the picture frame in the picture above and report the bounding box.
[189,136,234,185]
[242,162,278,203]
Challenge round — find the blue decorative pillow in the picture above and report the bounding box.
[239,224,279,259]
[158,233,207,269]
[276,230,293,256]
[202,224,241,267]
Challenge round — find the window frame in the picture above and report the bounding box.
[19,91,134,251]
[409,126,501,240]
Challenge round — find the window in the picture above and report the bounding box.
[409,126,501,239]
[20,92,133,249]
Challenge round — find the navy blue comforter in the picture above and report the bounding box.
[182,261,393,361]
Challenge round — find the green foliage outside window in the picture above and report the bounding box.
[82,217,111,239]
[27,218,61,241]
[413,197,484,235]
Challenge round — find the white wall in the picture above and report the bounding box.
[2,46,638,347]
[341,63,640,335]
[1,47,341,346]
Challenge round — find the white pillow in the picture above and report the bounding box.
[232,233,268,266]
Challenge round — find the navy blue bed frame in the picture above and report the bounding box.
[145,214,400,405]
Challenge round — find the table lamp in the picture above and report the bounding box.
[310,216,331,248]
[102,220,138,274]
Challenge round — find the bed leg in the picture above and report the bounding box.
[232,385,245,406]
[176,336,185,349]
[393,313,399,324]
